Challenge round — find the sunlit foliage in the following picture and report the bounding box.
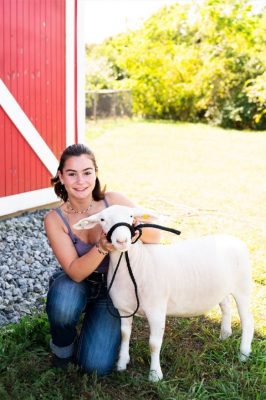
[86,0,266,130]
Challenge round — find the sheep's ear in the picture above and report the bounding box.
[73,215,100,230]
[131,207,158,222]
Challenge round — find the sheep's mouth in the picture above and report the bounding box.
[118,248,128,253]
[114,243,131,252]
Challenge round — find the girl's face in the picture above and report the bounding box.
[59,154,97,200]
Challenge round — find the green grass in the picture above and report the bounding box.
[1,120,265,399]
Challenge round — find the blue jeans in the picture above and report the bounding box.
[46,271,121,375]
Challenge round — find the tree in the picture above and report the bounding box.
[85,0,266,130]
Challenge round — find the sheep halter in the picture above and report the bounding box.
[106,222,181,319]
[106,222,136,243]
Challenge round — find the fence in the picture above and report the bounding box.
[85,89,132,120]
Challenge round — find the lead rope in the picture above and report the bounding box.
[107,251,140,319]
[106,223,181,319]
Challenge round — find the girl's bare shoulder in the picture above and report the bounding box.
[105,191,135,207]
[44,208,67,234]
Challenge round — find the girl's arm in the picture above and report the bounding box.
[45,210,108,282]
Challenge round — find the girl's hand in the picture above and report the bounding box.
[98,231,115,253]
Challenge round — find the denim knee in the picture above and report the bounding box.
[76,299,121,376]
[80,354,118,376]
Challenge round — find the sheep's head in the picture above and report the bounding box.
[73,205,156,252]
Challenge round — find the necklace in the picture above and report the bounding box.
[67,199,93,214]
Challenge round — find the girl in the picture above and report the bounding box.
[45,143,160,375]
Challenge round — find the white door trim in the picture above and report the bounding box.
[0,188,59,217]
[66,0,76,146]
[77,0,85,144]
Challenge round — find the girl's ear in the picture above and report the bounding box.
[58,171,64,184]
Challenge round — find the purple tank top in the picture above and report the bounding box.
[55,198,109,273]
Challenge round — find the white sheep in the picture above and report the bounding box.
[74,205,254,382]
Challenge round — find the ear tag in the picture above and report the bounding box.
[142,214,150,220]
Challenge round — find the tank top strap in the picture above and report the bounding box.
[54,208,76,242]
[103,197,109,207]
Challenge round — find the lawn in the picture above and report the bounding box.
[0,120,265,399]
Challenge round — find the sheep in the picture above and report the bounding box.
[74,205,254,382]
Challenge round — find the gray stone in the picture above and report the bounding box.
[0,265,9,276]
[5,273,13,282]
[0,208,60,326]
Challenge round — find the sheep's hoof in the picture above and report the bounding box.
[117,358,130,371]
[239,352,249,362]
[149,369,163,382]
[117,365,127,372]
[219,329,232,340]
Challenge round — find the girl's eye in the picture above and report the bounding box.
[84,171,92,176]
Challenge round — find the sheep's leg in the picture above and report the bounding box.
[234,294,254,361]
[219,296,232,340]
[145,309,166,382]
[117,316,133,371]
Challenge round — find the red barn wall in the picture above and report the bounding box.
[0,0,66,198]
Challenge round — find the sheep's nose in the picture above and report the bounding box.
[116,238,128,245]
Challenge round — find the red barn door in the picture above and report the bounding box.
[0,0,81,216]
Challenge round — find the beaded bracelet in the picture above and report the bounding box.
[95,242,109,256]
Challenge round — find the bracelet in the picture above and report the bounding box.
[95,242,109,256]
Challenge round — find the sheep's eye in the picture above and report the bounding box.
[100,218,105,222]
[130,215,133,218]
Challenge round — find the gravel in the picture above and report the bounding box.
[0,209,60,326]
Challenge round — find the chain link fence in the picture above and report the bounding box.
[86,89,132,120]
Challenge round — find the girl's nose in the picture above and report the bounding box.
[76,174,85,183]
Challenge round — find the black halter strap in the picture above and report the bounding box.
[106,222,181,319]
[106,222,181,244]
[106,222,135,243]
[133,223,181,240]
